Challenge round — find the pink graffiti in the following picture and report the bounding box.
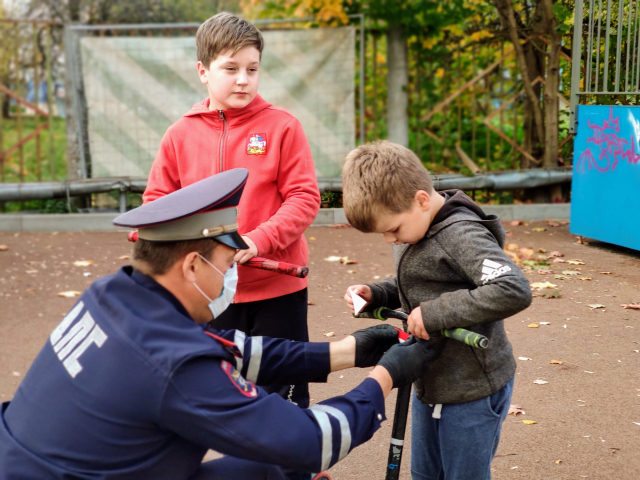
[577,105,639,173]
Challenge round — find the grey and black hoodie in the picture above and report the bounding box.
[366,190,532,405]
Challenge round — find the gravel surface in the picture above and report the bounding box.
[1,221,639,479]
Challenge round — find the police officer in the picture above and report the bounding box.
[0,169,438,479]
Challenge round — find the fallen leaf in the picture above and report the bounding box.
[116,255,130,260]
[548,221,560,227]
[0,245,8,251]
[533,379,548,385]
[25,270,38,274]
[577,277,593,281]
[510,220,523,226]
[506,243,519,251]
[347,269,357,274]
[309,237,316,240]
[307,300,315,306]
[518,356,532,360]
[528,323,539,328]
[73,260,93,267]
[542,290,561,299]
[621,303,640,310]
[323,332,335,337]
[340,257,358,265]
[587,304,606,309]
[567,260,585,265]
[550,360,564,365]
[555,460,562,464]
[537,269,553,275]
[324,256,342,262]
[553,258,567,263]
[562,270,581,276]
[599,271,612,274]
[520,248,535,258]
[531,281,557,289]
[575,267,582,271]
[522,420,537,425]
[56,291,82,298]
[508,404,525,416]
[540,322,551,325]
[532,227,547,232]
[548,251,564,257]
[554,275,566,280]
[538,248,547,253]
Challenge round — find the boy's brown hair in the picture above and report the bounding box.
[196,12,264,67]
[342,140,434,232]
[132,238,219,276]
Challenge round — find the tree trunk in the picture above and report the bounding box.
[386,24,409,147]
[493,0,545,145]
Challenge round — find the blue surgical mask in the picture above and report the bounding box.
[193,255,238,319]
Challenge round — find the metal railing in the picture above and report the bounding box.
[570,0,640,133]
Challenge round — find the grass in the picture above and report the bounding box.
[1,115,67,183]
[1,114,68,212]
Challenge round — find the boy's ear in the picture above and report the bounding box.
[196,61,208,84]
[415,190,432,211]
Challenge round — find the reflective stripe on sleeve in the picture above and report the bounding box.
[309,409,333,471]
[310,404,352,462]
[245,336,263,383]
[234,330,246,374]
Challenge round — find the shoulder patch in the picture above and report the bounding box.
[247,133,267,155]
[221,360,257,397]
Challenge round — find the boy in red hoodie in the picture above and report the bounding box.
[144,13,321,409]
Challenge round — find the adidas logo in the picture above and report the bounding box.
[480,259,511,284]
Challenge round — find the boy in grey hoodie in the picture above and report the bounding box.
[341,141,532,480]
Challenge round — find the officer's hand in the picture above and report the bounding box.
[377,336,440,388]
[350,324,400,367]
[234,236,258,264]
[344,285,372,314]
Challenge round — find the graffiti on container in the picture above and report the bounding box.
[577,106,640,173]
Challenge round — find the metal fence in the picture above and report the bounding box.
[570,0,640,133]
[65,16,365,181]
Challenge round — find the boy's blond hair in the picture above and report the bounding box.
[342,140,434,232]
[196,13,264,67]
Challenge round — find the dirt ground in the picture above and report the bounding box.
[1,221,640,479]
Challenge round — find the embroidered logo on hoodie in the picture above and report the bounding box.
[247,133,267,155]
[480,258,511,284]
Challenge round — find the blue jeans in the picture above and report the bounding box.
[410,377,514,480]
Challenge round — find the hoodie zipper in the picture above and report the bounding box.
[218,110,228,173]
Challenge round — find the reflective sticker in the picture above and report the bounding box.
[234,330,246,374]
[310,409,333,471]
[245,336,263,383]
[220,360,257,398]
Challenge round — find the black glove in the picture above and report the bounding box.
[377,336,440,388]
[351,324,401,368]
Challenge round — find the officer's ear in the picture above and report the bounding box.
[181,252,201,283]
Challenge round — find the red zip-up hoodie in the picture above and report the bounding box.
[144,95,321,303]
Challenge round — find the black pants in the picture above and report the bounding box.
[211,288,310,408]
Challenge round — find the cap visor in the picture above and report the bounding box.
[214,232,249,250]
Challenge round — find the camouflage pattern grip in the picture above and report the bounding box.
[441,328,489,349]
[243,257,309,278]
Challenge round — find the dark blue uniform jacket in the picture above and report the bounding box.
[0,267,385,479]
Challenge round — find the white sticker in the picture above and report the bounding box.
[351,290,368,315]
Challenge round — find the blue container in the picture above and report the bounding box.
[570,105,640,251]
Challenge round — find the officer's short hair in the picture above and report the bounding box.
[196,12,264,67]
[132,238,219,276]
[342,140,434,232]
